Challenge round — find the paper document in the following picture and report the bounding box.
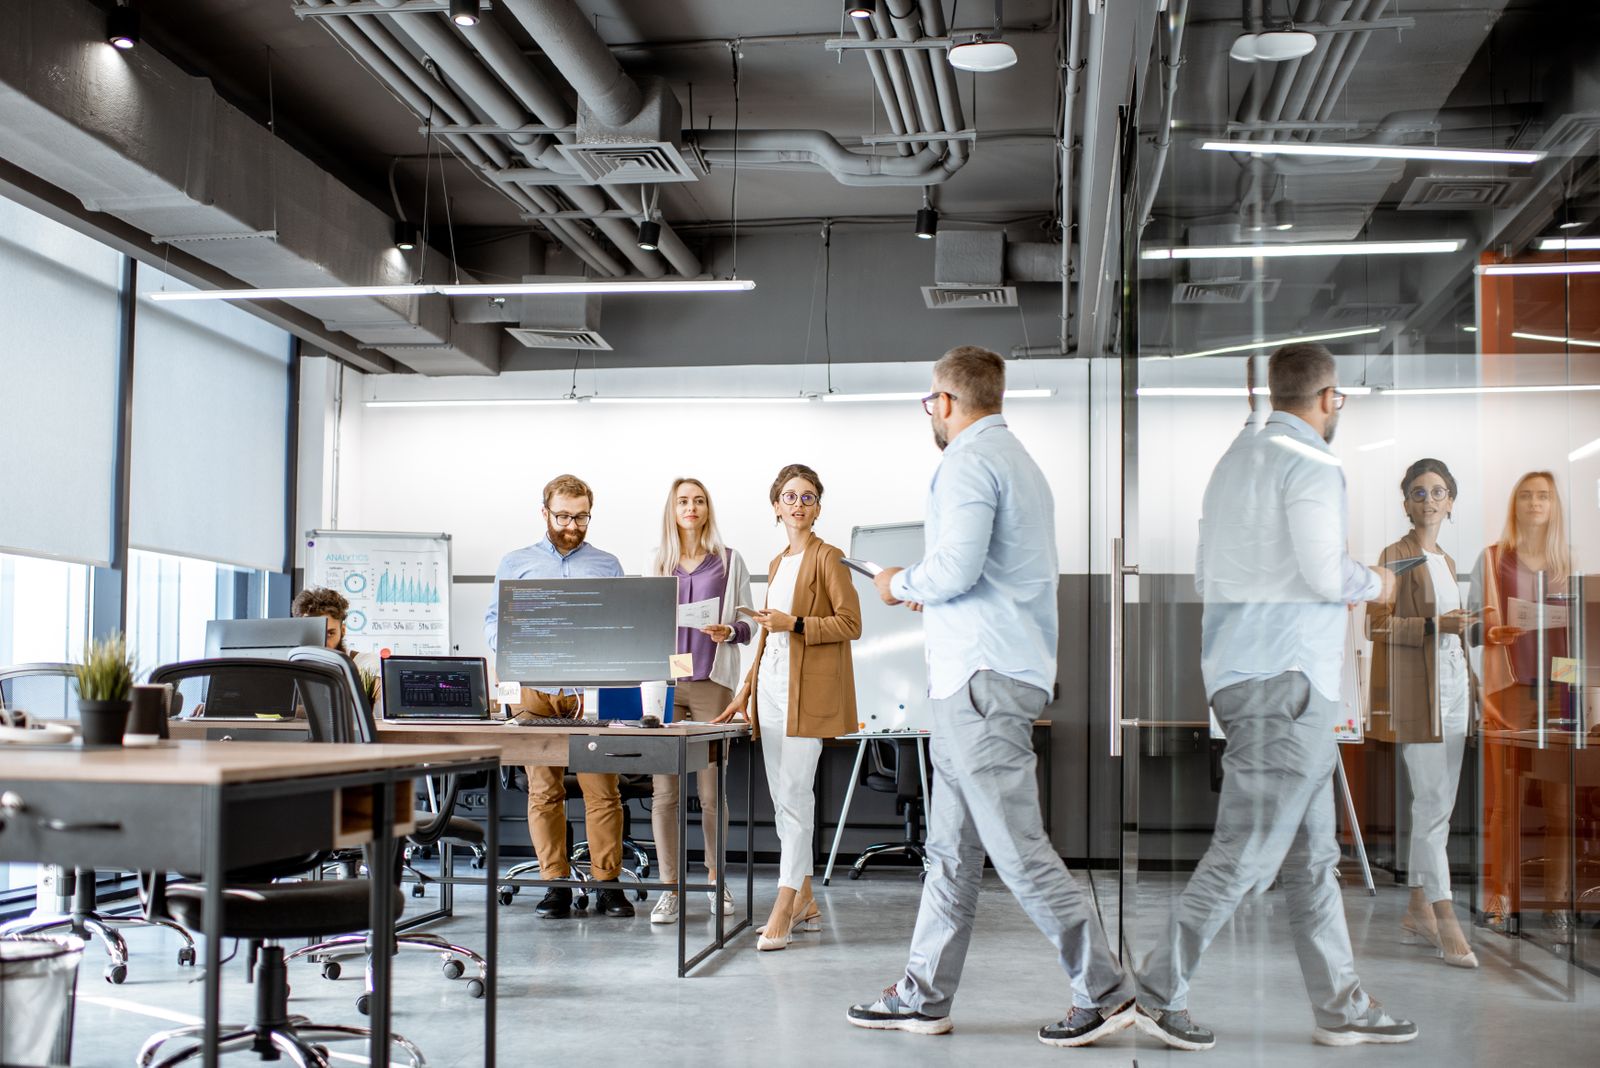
[676,597,719,628]
[1507,596,1568,629]
[842,557,883,578]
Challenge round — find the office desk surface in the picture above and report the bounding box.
[372,719,747,765]
[0,739,499,785]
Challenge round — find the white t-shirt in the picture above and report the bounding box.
[763,552,803,659]
[1424,550,1469,729]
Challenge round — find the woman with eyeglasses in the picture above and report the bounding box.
[714,463,862,951]
[1367,459,1478,967]
[1473,471,1575,942]
[645,477,754,926]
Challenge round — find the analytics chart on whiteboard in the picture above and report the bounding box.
[305,530,452,657]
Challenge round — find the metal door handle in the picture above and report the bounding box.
[1109,537,1139,757]
[40,818,123,833]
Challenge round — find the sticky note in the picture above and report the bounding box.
[1551,657,1580,685]
[669,653,694,679]
[495,681,522,703]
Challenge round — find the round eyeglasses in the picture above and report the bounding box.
[779,491,818,507]
[1407,486,1451,503]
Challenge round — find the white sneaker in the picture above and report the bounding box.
[707,886,734,916]
[650,891,680,925]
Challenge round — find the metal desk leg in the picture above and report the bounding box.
[485,765,499,1067]
[369,778,396,1063]
[823,738,868,885]
[201,789,224,1068]
[1334,757,1375,896]
[715,737,727,948]
[676,737,689,978]
[915,736,930,805]
[745,735,754,929]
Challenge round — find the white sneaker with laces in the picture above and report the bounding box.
[650,891,679,925]
[707,886,734,916]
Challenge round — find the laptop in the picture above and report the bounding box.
[381,656,492,721]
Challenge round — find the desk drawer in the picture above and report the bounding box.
[567,734,699,775]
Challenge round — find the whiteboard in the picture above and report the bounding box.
[304,530,451,657]
[849,522,931,733]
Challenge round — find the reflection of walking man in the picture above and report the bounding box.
[847,346,1135,1047]
[1134,344,1414,1050]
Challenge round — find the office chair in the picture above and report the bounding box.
[848,738,929,880]
[0,663,198,983]
[277,647,488,1012]
[138,657,423,1067]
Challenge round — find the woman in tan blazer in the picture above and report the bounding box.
[714,463,861,950]
[1367,458,1478,967]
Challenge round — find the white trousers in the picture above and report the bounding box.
[755,648,822,891]
[1400,646,1470,902]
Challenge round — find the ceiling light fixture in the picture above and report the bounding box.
[948,0,1018,72]
[148,278,758,302]
[1356,438,1396,453]
[1138,386,1374,398]
[1558,219,1585,230]
[1569,436,1600,463]
[1381,383,1600,397]
[393,221,418,252]
[107,4,139,50]
[636,219,661,252]
[1535,236,1600,251]
[1228,30,1316,63]
[846,3,875,19]
[1159,325,1385,361]
[1477,261,1600,276]
[449,0,481,28]
[588,397,813,406]
[819,388,1056,403]
[149,284,434,303]
[1200,140,1546,165]
[914,206,938,240]
[1143,239,1463,261]
[365,398,579,409]
[1510,331,1600,349]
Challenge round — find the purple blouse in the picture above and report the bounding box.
[675,553,751,681]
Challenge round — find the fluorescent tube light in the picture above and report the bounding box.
[587,396,810,406]
[1160,325,1383,360]
[1137,386,1372,398]
[1478,261,1600,276]
[1570,436,1600,463]
[818,388,1058,403]
[1357,438,1396,453]
[364,398,579,408]
[1535,237,1600,251]
[1144,240,1463,261]
[1511,331,1600,349]
[150,284,433,303]
[148,279,757,303]
[1381,384,1600,396]
[1200,140,1546,165]
[1461,325,1478,332]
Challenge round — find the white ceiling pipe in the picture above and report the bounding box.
[852,7,914,158]
[918,0,971,162]
[868,4,929,154]
[497,0,643,129]
[696,130,963,186]
[884,0,953,156]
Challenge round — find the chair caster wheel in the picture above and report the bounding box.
[466,978,485,999]
[847,870,861,880]
[471,857,486,870]
[498,889,514,906]
[442,958,465,980]
[634,890,646,902]
[105,964,128,985]
[177,947,196,967]
[356,993,371,1016]
[412,884,426,899]
[322,961,342,980]
[575,894,590,911]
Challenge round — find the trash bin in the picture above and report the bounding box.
[0,935,84,1066]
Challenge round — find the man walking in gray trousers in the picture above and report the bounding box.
[845,346,1135,1047]
[1134,343,1417,1051]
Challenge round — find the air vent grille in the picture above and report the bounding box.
[555,142,698,185]
[506,327,613,351]
[1306,302,1413,328]
[921,285,1018,309]
[1172,279,1280,304]
[1399,175,1528,210]
[1535,113,1600,156]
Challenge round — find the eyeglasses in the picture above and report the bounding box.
[779,491,818,507]
[1317,386,1348,410]
[920,391,958,416]
[1407,486,1451,503]
[549,512,592,528]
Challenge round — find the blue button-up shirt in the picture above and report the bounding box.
[484,537,624,693]
[891,414,1058,700]
[1198,411,1382,702]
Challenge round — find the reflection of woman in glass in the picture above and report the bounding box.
[1368,459,1477,967]
[1475,471,1573,939]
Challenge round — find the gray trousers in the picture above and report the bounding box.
[898,671,1131,1016]
[1136,671,1370,1028]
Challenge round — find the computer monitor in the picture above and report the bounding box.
[196,665,302,719]
[495,577,677,688]
[204,618,327,659]
[381,656,491,720]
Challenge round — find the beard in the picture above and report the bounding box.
[547,522,586,553]
[1321,409,1340,444]
[932,416,949,451]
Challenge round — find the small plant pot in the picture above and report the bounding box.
[78,700,131,746]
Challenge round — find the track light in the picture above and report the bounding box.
[949,0,1017,72]
[449,0,481,28]
[1229,31,1316,62]
[914,207,938,240]
[393,221,418,252]
[107,5,139,50]
[846,3,874,19]
[636,219,661,252]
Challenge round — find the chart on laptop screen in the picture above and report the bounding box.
[495,577,676,687]
[398,668,473,709]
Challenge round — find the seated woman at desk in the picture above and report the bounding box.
[715,463,862,951]
[1367,458,1478,967]
[647,476,755,926]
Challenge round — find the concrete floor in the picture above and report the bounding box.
[63,866,1595,1067]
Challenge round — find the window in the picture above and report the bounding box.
[0,551,92,668]
[126,549,265,671]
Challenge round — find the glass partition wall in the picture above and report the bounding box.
[1105,0,1600,1022]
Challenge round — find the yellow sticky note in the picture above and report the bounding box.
[669,654,694,679]
[1551,657,1580,685]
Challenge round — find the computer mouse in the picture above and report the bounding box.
[638,714,662,729]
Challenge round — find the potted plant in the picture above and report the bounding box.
[359,667,380,709]
[74,633,136,746]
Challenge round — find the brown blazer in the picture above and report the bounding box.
[1366,531,1477,743]
[744,533,862,739]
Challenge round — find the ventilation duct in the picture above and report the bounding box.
[556,77,699,185]
[506,290,611,351]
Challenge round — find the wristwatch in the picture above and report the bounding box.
[1423,618,1436,636]
[792,617,805,636]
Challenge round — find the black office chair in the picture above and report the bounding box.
[278,647,488,1013]
[139,657,423,1067]
[0,663,198,982]
[849,738,929,880]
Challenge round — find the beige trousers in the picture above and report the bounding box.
[650,679,731,884]
[515,688,622,882]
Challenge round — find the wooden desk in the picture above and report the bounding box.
[0,740,500,1067]
[372,719,752,976]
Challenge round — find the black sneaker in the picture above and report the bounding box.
[534,887,573,919]
[1134,1004,1216,1051]
[1039,998,1136,1047]
[845,984,953,1035]
[596,888,636,917]
[1312,1000,1418,1047]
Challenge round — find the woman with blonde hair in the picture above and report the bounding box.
[1474,470,1575,941]
[714,463,862,950]
[646,477,754,925]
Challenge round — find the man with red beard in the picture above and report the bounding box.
[485,474,632,918]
